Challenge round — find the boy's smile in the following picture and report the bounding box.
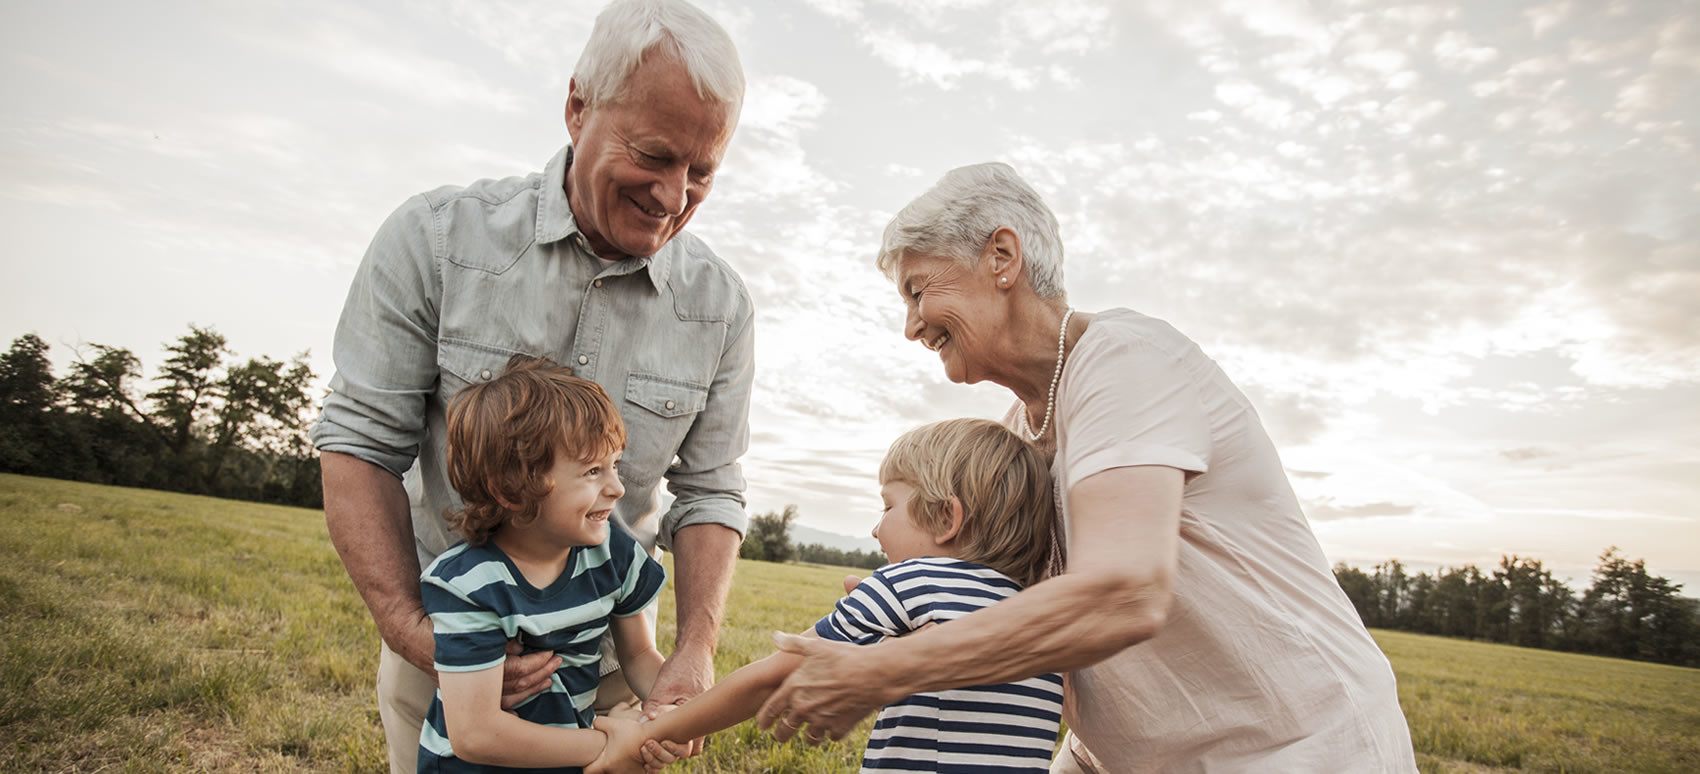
[526,446,626,549]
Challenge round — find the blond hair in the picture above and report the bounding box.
[443,355,626,546]
[879,418,1057,586]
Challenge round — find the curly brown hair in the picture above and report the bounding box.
[443,354,627,546]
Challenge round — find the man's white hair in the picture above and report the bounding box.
[876,162,1066,299]
[573,0,744,110]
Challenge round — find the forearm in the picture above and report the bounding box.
[668,524,741,660]
[648,652,800,743]
[321,451,433,672]
[877,569,1168,696]
[616,637,666,704]
[450,713,607,768]
[876,466,1181,694]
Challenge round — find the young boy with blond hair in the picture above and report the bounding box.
[415,355,667,773]
[609,417,1064,773]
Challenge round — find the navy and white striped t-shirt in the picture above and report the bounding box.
[814,557,1064,773]
[417,526,666,773]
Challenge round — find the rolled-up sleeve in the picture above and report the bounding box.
[657,301,753,549]
[309,194,442,478]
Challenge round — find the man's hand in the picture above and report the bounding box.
[501,639,561,710]
[640,649,715,756]
[842,575,861,595]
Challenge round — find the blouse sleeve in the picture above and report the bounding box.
[1058,332,1211,493]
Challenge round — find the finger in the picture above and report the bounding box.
[654,738,690,760]
[639,741,674,766]
[771,630,811,654]
[842,574,862,594]
[503,649,557,684]
[500,672,555,709]
[769,713,803,743]
[754,680,793,732]
[688,736,704,757]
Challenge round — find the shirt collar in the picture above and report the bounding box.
[536,144,671,294]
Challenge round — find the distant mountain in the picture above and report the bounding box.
[791,523,881,554]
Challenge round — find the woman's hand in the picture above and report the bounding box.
[755,632,897,743]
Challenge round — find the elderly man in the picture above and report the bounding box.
[309,1,751,771]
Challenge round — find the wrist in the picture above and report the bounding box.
[866,639,917,704]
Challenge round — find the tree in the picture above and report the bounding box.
[740,505,798,563]
[0,334,59,471]
[796,542,887,570]
[60,343,150,423]
[147,325,228,453]
[1332,563,1377,626]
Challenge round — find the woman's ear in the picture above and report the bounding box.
[933,497,965,546]
[982,227,1024,289]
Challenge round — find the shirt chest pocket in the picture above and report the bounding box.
[436,338,525,406]
[620,373,708,484]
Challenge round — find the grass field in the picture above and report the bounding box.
[2,474,1696,773]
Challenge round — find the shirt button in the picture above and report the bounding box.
[664,400,676,410]
[593,279,603,288]
[479,369,491,380]
[577,355,589,365]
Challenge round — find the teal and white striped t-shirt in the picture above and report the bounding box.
[417,526,665,773]
[815,557,1064,773]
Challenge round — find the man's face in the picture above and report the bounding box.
[564,52,737,260]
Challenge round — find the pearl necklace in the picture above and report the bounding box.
[1019,307,1075,441]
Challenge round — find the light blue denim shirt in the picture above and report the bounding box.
[312,144,753,566]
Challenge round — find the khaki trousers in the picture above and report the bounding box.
[376,641,642,774]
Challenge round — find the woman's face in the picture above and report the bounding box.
[895,253,1003,384]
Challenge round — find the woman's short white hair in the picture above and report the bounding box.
[876,162,1066,298]
[573,0,744,110]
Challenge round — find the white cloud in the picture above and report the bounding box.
[1433,30,1499,71]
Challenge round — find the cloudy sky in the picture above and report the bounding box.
[3,0,1696,589]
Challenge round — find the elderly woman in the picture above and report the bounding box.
[758,163,1418,772]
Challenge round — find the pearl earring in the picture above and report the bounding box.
[999,276,1009,285]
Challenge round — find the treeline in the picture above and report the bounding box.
[1334,548,1698,667]
[0,328,322,508]
[738,505,888,570]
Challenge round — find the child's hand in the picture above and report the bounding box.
[586,716,648,774]
[638,738,682,771]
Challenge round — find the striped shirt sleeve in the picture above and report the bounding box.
[611,530,667,617]
[422,572,509,673]
[813,564,915,644]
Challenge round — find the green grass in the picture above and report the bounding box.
[2,473,1697,772]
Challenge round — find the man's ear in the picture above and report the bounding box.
[981,227,1024,289]
[565,79,588,139]
[933,497,965,546]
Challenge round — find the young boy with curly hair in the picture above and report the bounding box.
[608,417,1064,773]
[416,355,667,773]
